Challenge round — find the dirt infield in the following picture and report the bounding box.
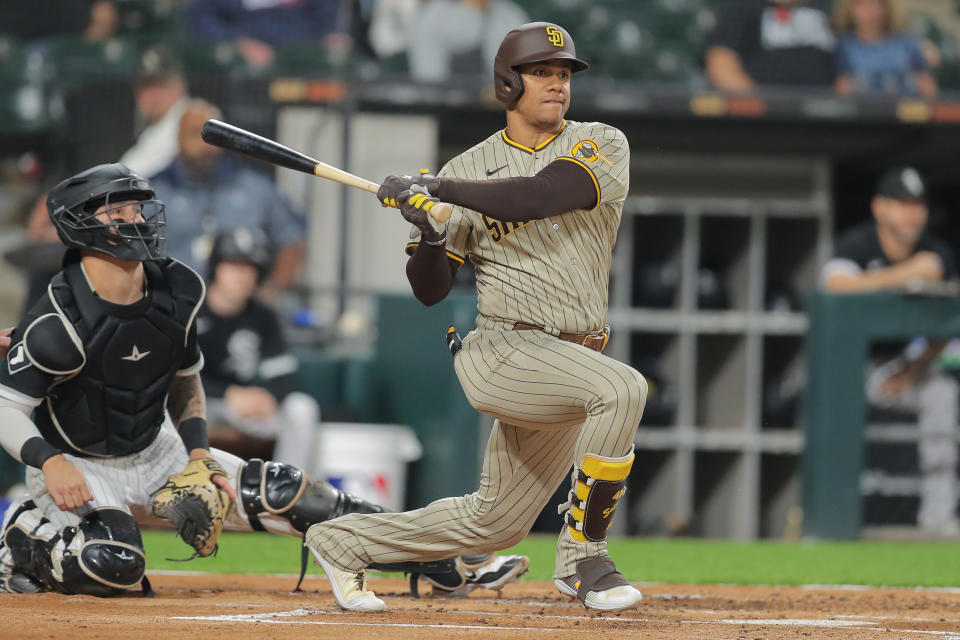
[2,573,960,639]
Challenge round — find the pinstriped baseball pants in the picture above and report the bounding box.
[307,321,646,579]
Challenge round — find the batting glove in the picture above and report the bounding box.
[398,189,446,243]
[377,170,439,208]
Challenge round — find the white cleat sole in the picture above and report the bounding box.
[310,547,387,612]
[554,579,642,612]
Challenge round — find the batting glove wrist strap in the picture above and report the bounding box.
[423,226,448,245]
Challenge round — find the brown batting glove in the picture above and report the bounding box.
[377,171,439,208]
[399,189,446,243]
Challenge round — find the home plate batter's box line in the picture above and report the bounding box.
[170,608,960,638]
[171,609,595,633]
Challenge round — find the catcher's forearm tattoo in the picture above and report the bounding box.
[167,373,206,426]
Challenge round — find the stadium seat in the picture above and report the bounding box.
[47,36,140,90]
[0,38,57,134]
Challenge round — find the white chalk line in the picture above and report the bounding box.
[684,618,876,628]
[170,610,594,633]
[171,606,960,637]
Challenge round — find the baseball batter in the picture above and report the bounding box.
[0,163,526,597]
[306,22,646,613]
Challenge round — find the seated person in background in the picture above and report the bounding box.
[407,0,528,82]
[0,1,116,43]
[199,227,319,471]
[120,46,190,179]
[186,0,349,68]
[150,99,307,298]
[819,167,960,536]
[833,0,937,97]
[706,0,836,91]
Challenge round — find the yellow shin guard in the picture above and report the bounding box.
[562,447,634,542]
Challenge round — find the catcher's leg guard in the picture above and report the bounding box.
[239,458,384,533]
[562,447,634,542]
[3,504,146,597]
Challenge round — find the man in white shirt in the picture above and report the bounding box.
[119,46,189,178]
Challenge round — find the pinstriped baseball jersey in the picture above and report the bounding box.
[407,120,629,334]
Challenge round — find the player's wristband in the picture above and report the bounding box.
[178,417,210,452]
[21,437,61,470]
[423,227,447,246]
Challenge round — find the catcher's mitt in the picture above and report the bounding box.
[150,458,232,558]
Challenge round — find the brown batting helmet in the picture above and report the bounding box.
[494,22,588,109]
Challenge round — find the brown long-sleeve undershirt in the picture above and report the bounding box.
[407,159,598,305]
[434,158,597,222]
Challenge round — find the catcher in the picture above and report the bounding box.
[0,163,527,597]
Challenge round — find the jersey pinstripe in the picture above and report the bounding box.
[407,120,629,333]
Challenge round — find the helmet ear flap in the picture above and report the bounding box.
[494,58,525,108]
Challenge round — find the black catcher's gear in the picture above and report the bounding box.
[207,227,274,283]
[3,503,146,596]
[493,22,588,108]
[47,163,166,262]
[25,252,204,457]
[239,459,384,534]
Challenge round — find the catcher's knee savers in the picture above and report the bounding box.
[563,447,634,542]
[239,458,384,532]
[4,503,145,596]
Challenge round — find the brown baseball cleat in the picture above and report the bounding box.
[554,557,642,612]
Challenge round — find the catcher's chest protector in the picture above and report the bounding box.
[36,259,196,456]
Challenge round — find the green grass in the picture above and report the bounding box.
[142,531,960,588]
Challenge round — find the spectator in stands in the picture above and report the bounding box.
[819,167,960,537]
[186,0,348,69]
[150,99,307,296]
[406,0,528,82]
[0,1,116,43]
[367,0,417,62]
[120,46,190,178]
[833,0,938,97]
[199,227,320,470]
[706,0,836,91]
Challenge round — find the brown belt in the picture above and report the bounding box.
[513,322,610,353]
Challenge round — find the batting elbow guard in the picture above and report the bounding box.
[560,447,634,543]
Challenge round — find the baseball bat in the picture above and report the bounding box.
[200,119,452,224]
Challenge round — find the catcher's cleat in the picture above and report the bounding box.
[555,557,642,612]
[426,553,530,597]
[310,547,386,612]
[465,554,530,593]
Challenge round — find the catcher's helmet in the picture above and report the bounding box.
[494,22,588,109]
[208,227,274,283]
[47,163,165,262]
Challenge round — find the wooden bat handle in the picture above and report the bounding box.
[317,163,451,224]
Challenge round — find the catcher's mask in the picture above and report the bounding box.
[493,22,588,109]
[47,163,166,262]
